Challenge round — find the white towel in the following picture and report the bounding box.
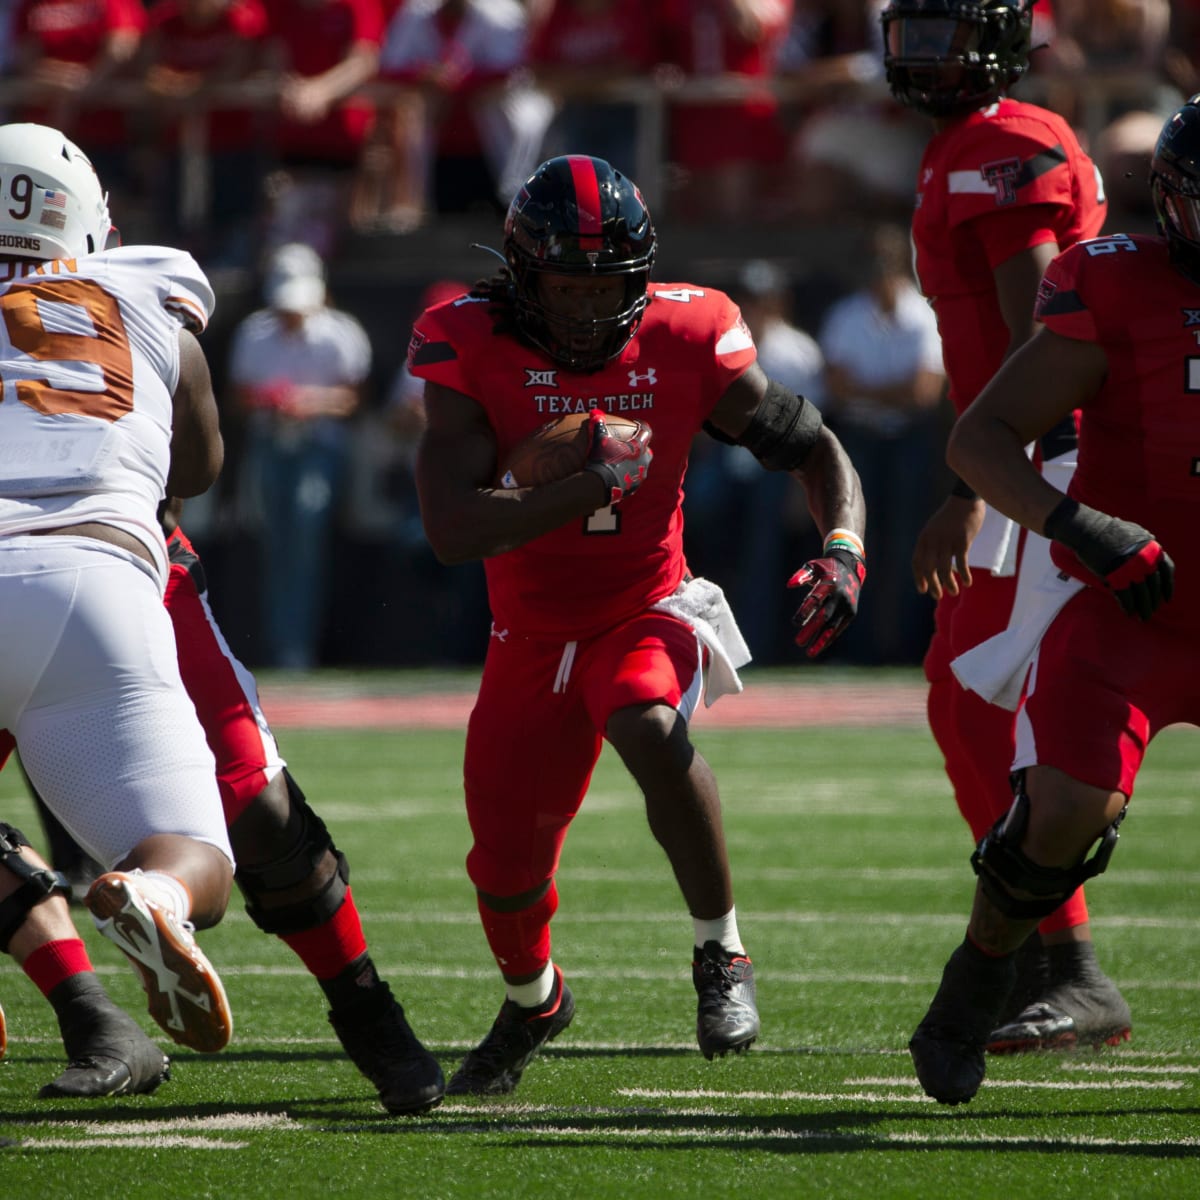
[952,453,1082,709]
[652,576,752,707]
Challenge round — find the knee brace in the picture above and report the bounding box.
[971,774,1126,921]
[234,771,350,936]
[0,822,70,953]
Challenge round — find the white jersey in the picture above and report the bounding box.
[0,245,215,585]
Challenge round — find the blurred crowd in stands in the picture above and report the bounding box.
[0,0,1193,670]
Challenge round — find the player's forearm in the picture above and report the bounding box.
[418,472,609,564]
[946,413,1064,535]
[792,427,865,540]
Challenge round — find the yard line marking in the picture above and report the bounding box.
[416,1124,1200,1150]
[1060,1062,1200,1074]
[151,962,1200,993]
[19,1136,247,1150]
[883,1132,1200,1148]
[47,1114,296,1134]
[269,908,1200,932]
[618,1087,934,1103]
[850,1076,1186,1091]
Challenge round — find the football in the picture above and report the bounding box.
[496,411,645,488]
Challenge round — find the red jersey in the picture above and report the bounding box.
[146,0,268,150]
[1036,233,1198,631]
[528,0,661,74]
[264,0,385,160]
[14,0,146,145]
[408,283,757,639]
[912,98,1107,411]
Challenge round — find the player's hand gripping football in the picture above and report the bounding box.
[788,549,866,659]
[583,409,652,505]
[1044,498,1175,620]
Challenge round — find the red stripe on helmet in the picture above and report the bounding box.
[567,156,603,246]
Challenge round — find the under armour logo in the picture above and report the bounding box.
[981,156,1021,205]
[1183,309,1200,327]
[525,368,557,387]
[627,368,656,386]
[490,623,509,641]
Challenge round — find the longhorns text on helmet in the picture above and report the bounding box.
[0,124,113,262]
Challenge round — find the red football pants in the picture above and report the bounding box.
[925,574,1088,934]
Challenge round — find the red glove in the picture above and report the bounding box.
[584,410,652,504]
[788,549,866,659]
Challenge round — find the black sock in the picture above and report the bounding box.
[1046,940,1102,984]
[47,971,109,1018]
[320,953,393,1018]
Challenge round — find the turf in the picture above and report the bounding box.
[0,676,1196,1199]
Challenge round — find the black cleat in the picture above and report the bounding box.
[987,941,1131,1054]
[329,990,445,1116]
[693,941,759,1060]
[446,965,574,1097]
[40,989,170,1099]
[909,939,1016,1106]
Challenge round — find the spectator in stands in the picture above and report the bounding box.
[657,0,794,224]
[228,243,372,670]
[780,0,927,223]
[818,222,945,664]
[684,259,826,661]
[526,0,665,179]
[136,0,271,265]
[262,0,386,254]
[1092,107,1164,232]
[8,0,147,212]
[1164,0,1200,99]
[354,0,550,231]
[1031,0,1179,133]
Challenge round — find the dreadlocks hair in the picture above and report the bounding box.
[470,270,521,340]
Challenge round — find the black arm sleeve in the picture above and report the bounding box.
[702,378,824,472]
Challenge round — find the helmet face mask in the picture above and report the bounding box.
[1150,98,1200,284]
[882,0,1032,120]
[0,123,112,261]
[503,155,655,373]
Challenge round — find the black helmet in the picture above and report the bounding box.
[503,155,656,372]
[881,0,1032,120]
[1150,96,1200,285]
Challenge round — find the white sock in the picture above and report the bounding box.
[693,908,744,955]
[136,870,192,924]
[506,962,556,1010]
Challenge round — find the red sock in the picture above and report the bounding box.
[278,887,368,981]
[478,881,558,977]
[23,939,94,998]
[1038,886,1090,935]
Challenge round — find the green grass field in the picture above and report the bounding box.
[0,676,1196,1198]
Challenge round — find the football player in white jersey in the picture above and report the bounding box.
[0,123,235,1086]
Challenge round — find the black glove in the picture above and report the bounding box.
[1044,497,1175,620]
[584,411,652,505]
[788,548,866,659]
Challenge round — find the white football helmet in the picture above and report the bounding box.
[0,123,112,260]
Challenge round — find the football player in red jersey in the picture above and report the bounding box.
[882,0,1131,1053]
[410,155,866,1095]
[908,96,1197,1105]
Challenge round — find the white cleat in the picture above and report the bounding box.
[85,872,232,1053]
